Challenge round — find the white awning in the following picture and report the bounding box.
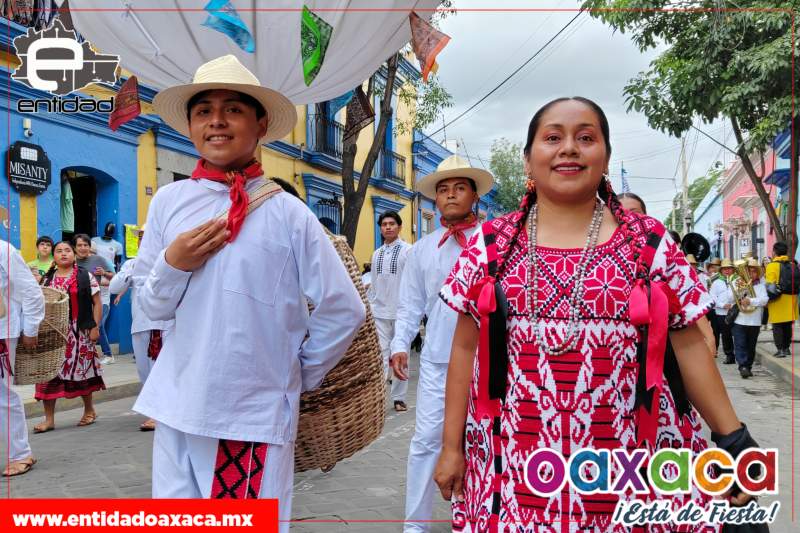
[69,0,440,104]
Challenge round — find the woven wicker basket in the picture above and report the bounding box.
[294,231,385,472]
[15,287,69,385]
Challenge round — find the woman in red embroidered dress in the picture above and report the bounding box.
[436,98,758,532]
[34,240,105,432]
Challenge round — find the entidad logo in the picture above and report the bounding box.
[11,19,119,114]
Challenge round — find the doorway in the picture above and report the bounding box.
[62,171,97,241]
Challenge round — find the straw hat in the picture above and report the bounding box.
[416,155,494,200]
[685,254,697,265]
[720,258,734,268]
[746,257,761,269]
[153,55,298,144]
[709,257,721,266]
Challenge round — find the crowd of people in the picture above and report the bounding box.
[2,55,798,531]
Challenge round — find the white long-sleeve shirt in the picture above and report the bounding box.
[709,276,732,316]
[109,258,174,335]
[368,238,411,320]
[0,240,44,340]
[390,225,480,363]
[733,280,769,327]
[132,177,366,444]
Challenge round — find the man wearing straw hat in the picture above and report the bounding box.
[726,258,769,378]
[389,155,493,533]
[710,258,737,363]
[133,56,365,519]
[0,240,45,477]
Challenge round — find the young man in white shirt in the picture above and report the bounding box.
[709,259,736,363]
[718,258,769,378]
[0,240,45,477]
[133,56,365,523]
[389,155,493,533]
[370,211,412,411]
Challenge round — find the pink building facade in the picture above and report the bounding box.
[718,149,779,260]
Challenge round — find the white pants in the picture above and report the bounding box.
[404,359,448,533]
[152,422,294,533]
[131,330,171,385]
[374,317,408,402]
[0,338,31,462]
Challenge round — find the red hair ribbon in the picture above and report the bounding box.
[467,275,501,421]
[629,278,679,446]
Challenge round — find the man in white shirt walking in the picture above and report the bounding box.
[1,240,45,477]
[390,155,493,533]
[109,225,174,431]
[370,211,412,411]
[718,258,769,378]
[133,56,365,524]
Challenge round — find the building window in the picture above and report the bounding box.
[314,196,342,234]
[302,174,344,233]
[173,172,189,182]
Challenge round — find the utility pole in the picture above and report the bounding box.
[681,136,690,233]
[671,198,676,231]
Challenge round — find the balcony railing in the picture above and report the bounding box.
[374,148,406,185]
[307,114,344,159]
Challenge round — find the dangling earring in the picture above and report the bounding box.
[525,173,536,192]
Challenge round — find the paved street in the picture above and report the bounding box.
[2,352,798,532]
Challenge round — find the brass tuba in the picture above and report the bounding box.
[731,259,756,313]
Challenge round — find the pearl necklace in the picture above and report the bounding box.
[527,200,604,356]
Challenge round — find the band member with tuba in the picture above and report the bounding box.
[722,258,768,378]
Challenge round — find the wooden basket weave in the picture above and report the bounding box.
[295,231,385,472]
[15,287,69,385]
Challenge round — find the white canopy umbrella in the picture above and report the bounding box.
[68,0,440,103]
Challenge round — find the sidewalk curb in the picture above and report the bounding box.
[755,344,797,389]
[23,380,142,419]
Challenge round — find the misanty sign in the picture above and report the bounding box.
[7,141,52,194]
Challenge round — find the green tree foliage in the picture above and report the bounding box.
[396,75,454,135]
[341,2,454,247]
[665,167,722,234]
[582,0,798,244]
[490,138,526,214]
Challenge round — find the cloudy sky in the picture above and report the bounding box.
[427,0,731,221]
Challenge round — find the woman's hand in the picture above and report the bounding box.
[434,447,466,502]
[88,326,99,342]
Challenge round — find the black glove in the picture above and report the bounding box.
[710,423,761,498]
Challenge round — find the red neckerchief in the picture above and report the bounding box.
[437,213,478,248]
[191,158,264,242]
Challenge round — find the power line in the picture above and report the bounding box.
[427,9,584,138]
